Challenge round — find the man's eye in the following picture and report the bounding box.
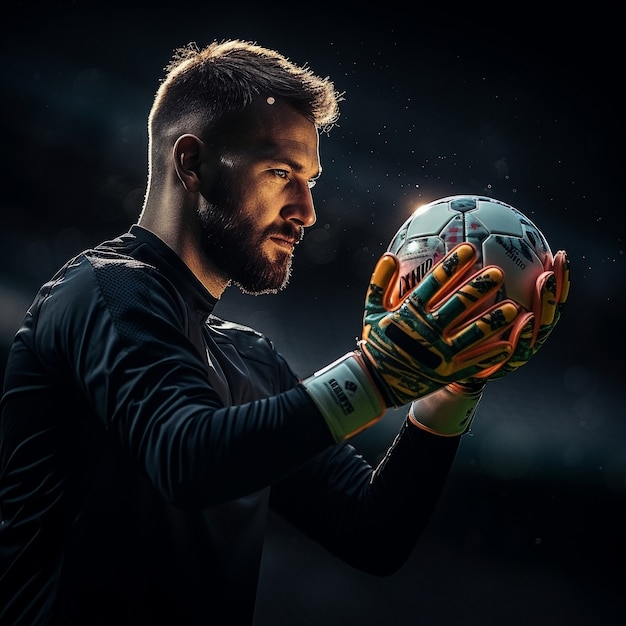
[272,169,317,189]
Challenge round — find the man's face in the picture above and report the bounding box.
[197,98,321,294]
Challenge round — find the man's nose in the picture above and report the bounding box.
[281,180,316,227]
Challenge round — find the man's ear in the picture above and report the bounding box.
[173,134,205,192]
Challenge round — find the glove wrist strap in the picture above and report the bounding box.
[302,352,386,442]
[408,383,485,437]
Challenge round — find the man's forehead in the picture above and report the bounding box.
[220,97,316,141]
[219,97,320,164]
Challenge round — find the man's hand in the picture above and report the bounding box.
[470,249,570,381]
[359,242,523,406]
[407,249,570,437]
[302,242,536,442]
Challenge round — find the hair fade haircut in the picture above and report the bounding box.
[148,39,343,146]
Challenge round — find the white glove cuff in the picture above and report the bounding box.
[302,352,386,442]
[408,382,485,437]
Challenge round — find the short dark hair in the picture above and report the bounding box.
[148,39,342,147]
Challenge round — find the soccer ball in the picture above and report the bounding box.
[387,195,553,311]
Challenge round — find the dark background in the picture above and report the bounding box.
[1,4,624,624]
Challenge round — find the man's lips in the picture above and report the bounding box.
[268,226,303,252]
[269,235,298,251]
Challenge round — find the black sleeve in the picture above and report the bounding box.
[269,418,460,576]
[23,257,335,509]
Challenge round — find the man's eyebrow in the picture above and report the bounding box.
[263,153,321,179]
[252,140,320,175]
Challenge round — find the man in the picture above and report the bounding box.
[0,40,569,625]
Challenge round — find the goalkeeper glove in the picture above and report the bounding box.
[408,381,486,436]
[470,249,570,381]
[360,242,523,404]
[409,249,570,436]
[302,243,524,442]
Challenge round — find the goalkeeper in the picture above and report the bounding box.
[0,40,569,626]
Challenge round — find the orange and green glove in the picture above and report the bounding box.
[359,242,523,405]
[409,249,570,437]
[302,243,526,442]
[471,249,570,381]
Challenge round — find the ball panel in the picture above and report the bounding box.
[472,199,525,236]
[481,235,545,309]
[405,200,456,239]
[439,214,465,248]
[462,213,491,264]
[516,211,553,266]
[390,235,447,306]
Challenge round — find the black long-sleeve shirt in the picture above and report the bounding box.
[0,225,460,625]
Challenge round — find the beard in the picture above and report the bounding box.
[196,185,303,295]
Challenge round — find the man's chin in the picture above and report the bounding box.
[235,279,288,296]
[233,259,292,295]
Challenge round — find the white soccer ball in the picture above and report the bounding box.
[387,195,553,311]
